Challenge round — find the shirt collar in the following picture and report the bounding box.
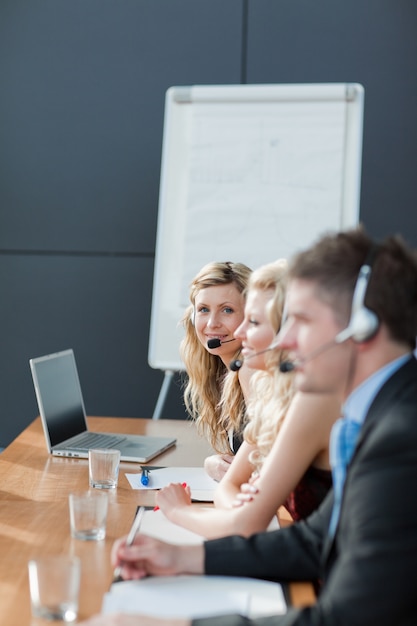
[343,354,411,425]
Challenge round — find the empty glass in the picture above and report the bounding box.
[28,555,81,622]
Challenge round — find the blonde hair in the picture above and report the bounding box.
[180,261,252,452]
[242,259,296,471]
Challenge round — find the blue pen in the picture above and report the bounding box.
[140,467,150,486]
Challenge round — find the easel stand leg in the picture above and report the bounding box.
[152,370,175,420]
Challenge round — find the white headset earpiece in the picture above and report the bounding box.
[335,253,380,344]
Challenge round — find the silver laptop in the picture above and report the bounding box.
[29,349,176,463]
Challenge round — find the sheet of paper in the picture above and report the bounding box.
[179,100,346,304]
[189,489,216,502]
[141,506,278,545]
[102,575,286,619]
[140,509,204,545]
[125,466,218,501]
[141,505,278,543]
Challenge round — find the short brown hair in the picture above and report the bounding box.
[289,227,417,349]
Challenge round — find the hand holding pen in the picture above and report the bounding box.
[112,505,145,583]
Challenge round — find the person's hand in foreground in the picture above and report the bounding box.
[110,533,204,581]
[77,535,202,626]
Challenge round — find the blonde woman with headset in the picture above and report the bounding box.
[155,259,340,537]
[180,261,252,481]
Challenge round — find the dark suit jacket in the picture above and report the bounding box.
[193,356,417,626]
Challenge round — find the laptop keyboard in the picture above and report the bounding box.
[68,432,124,450]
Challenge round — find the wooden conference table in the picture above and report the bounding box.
[0,416,315,625]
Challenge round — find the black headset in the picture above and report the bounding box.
[334,246,380,344]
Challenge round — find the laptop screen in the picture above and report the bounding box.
[31,350,88,447]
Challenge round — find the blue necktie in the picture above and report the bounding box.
[328,417,362,538]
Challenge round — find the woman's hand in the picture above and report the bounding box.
[204,454,234,482]
[155,482,192,519]
[232,473,260,507]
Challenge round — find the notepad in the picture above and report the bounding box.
[140,506,279,546]
[125,466,218,501]
[102,575,287,619]
[140,509,204,545]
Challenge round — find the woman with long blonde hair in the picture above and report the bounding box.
[180,261,252,481]
[155,259,340,537]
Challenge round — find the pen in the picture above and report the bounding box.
[140,467,150,486]
[112,505,145,583]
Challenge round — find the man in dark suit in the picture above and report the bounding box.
[81,228,417,626]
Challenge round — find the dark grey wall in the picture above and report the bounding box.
[246,0,417,241]
[0,1,416,447]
